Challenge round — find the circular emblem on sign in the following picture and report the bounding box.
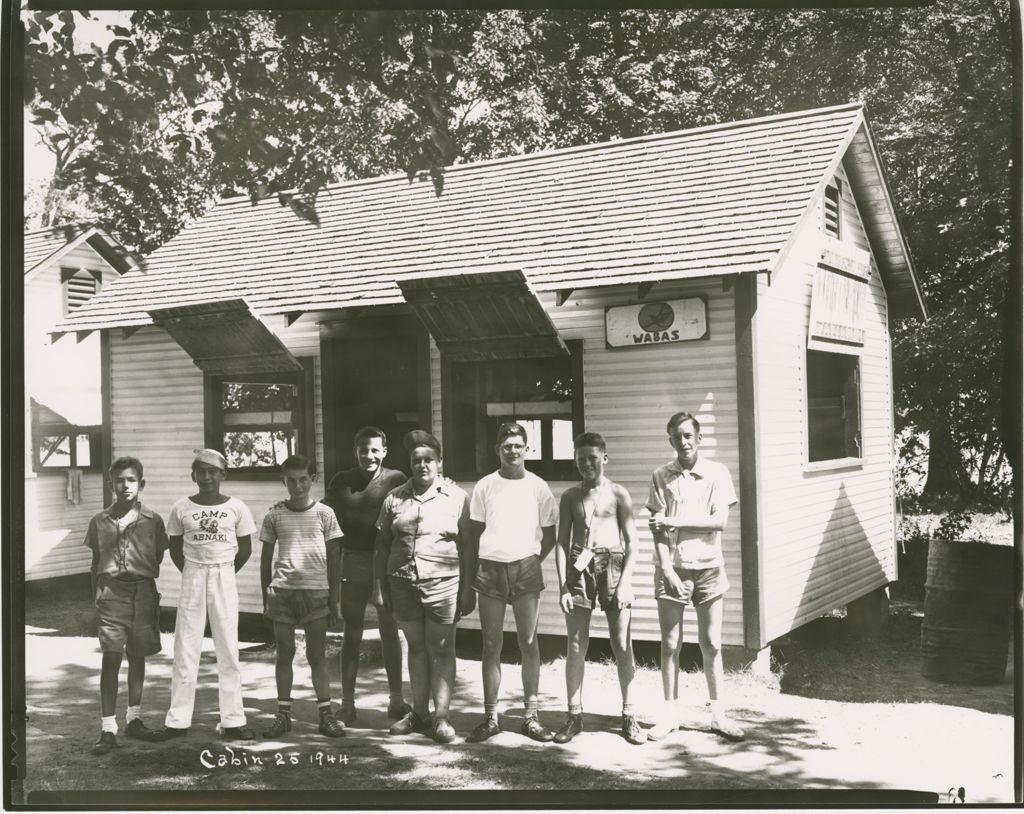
[638,301,675,332]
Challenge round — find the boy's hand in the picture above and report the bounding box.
[458,587,476,618]
[649,512,676,532]
[559,587,574,614]
[663,570,689,600]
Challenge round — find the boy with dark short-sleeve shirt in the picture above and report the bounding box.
[85,456,168,755]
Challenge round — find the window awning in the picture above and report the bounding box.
[397,270,567,361]
[147,299,303,374]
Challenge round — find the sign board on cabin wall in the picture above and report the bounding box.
[605,297,708,348]
[808,237,871,356]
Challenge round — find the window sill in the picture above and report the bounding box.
[803,457,864,474]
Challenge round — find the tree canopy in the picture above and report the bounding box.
[23,3,1015,502]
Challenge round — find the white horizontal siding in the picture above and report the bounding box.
[24,473,103,579]
[754,162,896,644]
[450,280,743,645]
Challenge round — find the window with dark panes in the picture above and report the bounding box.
[807,349,861,462]
[443,341,583,480]
[823,182,842,239]
[206,359,315,475]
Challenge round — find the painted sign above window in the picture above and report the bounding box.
[605,297,708,348]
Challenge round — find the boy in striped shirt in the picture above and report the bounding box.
[259,454,346,738]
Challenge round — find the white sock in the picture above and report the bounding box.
[101,715,118,734]
[126,705,141,724]
[710,700,726,720]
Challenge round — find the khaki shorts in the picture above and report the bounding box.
[388,574,460,625]
[96,575,161,656]
[265,586,330,626]
[654,565,729,606]
[566,548,626,612]
[473,555,544,603]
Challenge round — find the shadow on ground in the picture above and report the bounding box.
[773,602,1013,716]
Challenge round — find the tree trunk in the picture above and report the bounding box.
[921,421,970,499]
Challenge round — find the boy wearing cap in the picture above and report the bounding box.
[465,422,558,744]
[260,454,347,739]
[85,456,168,755]
[149,449,258,741]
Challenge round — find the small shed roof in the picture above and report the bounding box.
[53,102,926,335]
[24,222,139,278]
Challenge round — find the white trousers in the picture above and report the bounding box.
[165,561,247,728]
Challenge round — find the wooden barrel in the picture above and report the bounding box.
[921,538,1013,684]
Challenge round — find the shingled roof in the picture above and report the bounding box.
[25,222,138,278]
[52,102,925,334]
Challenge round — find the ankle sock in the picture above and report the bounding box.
[317,699,332,717]
[621,703,633,718]
[101,715,117,734]
[524,700,539,721]
[483,703,498,721]
[125,705,141,724]
[710,700,725,720]
[568,703,582,716]
[278,699,292,715]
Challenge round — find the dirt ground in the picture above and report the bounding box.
[14,589,1017,807]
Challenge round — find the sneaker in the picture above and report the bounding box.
[387,700,414,721]
[432,718,456,744]
[147,726,189,742]
[388,710,431,736]
[262,712,292,738]
[710,717,745,742]
[338,705,357,726]
[91,731,116,755]
[553,713,583,744]
[621,714,645,745]
[521,717,554,743]
[646,716,680,742]
[124,718,155,740]
[219,725,257,740]
[318,712,347,738]
[465,717,501,743]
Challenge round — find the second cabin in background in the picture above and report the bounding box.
[52,103,927,668]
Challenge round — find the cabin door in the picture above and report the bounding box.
[320,317,431,479]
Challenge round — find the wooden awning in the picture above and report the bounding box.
[397,270,567,361]
[147,299,302,374]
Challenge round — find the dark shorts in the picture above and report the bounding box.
[473,555,544,603]
[265,586,331,626]
[340,548,374,607]
[95,575,161,656]
[388,574,459,625]
[654,565,729,606]
[566,548,626,612]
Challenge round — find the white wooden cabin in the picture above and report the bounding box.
[52,103,926,658]
[23,224,137,581]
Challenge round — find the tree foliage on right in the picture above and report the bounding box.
[24,2,1014,504]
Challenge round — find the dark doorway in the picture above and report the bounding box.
[321,317,431,479]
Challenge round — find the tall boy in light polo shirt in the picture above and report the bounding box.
[149,449,257,742]
[260,454,347,739]
[465,422,558,744]
[646,412,744,742]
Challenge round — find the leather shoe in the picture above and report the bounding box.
[521,717,554,743]
[91,731,116,755]
[553,713,583,744]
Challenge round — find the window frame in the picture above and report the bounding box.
[805,348,863,467]
[441,339,585,482]
[203,357,316,480]
[31,408,102,474]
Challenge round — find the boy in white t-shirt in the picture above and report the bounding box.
[465,422,558,744]
[149,449,257,742]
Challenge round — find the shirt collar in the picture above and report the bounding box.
[667,455,709,479]
[101,501,155,520]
